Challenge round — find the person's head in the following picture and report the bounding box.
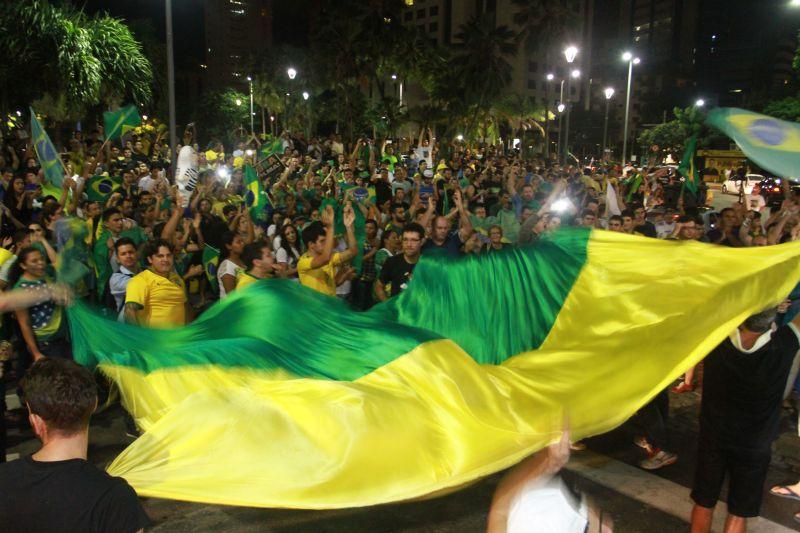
[11,247,46,282]
[401,223,425,259]
[677,214,696,240]
[22,358,97,441]
[608,215,624,232]
[84,200,101,219]
[365,219,378,240]
[279,223,299,248]
[114,237,139,270]
[134,140,144,153]
[545,213,561,231]
[521,206,535,222]
[473,203,487,219]
[102,207,123,235]
[221,230,245,260]
[432,215,451,242]
[720,207,736,229]
[489,225,503,245]
[621,209,635,232]
[301,221,329,254]
[27,223,45,240]
[222,204,238,221]
[521,184,535,201]
[633,206,646,224]
[242,241,275,272]
[390,203,406,224]
[143,238,174,276]
[580,209,596,228]
[10,175,24,194]
[380,228,400,252]
[742,307,778,334]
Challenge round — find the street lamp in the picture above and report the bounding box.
[287,67,297,80]
[302,91,309,101]
[562,45,580,165]
[391,73,397,80]
[544,73,556,159]
[457,134,464,141]
[792,0,800,6]
[235,98,242,106]
[602,88,615,161]
[695,98,706,107]
[621,51,641,165]
[247,76,254,135]
[557,103,566,113]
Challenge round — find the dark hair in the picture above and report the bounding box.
[142,238,173,262]
[220,231,239,261]
[102,207,121,222]
[222,204,238,217]
[390,203,405,215]
[743,307,778,333]
[365,219,378,229]
[402,222,426,240]
[379,228,399,249]
[278,224,301,262]
[677,214,693,224]
[580,209,595,219]
[608,215,623,224]
[242,241,271,270]
[621,208,635,218]
[301,221,327,247]
[8,246,44,286]
[22,358,97,434]
[114,236,137,254]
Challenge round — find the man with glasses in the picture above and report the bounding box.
[375,223,425,301]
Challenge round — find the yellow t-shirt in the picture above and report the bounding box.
[236,271,269,291]
[297,252,343,296]
[125,269,187,328]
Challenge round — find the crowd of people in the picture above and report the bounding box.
[0,120,799,532]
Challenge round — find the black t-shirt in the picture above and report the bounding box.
[372,178,392,207]
[0,456,150,533]
[635,221,657,238]
[700,325,800,451]
[379,254,417,297]
[422,231,463,256]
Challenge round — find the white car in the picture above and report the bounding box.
[721,174,763,195]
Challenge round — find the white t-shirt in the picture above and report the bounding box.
[414,145,433,167]
[217,259,240,298]
[275,246,300,267]
[506,477,588,533]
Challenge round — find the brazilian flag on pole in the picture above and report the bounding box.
[30,108,65,187]
[202,245,220,293]
[86,175,123,202]
[707,107,800,178]
[104,105,141,141]
[259,137,284,161]
[243,164,263,219]
[677,134,699,195]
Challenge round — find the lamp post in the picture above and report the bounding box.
[621,52,641,165]
[563,46,579,165]
[165,0,177,173]
[545,73,555,159]
[602,87,615,161]
[285,68,297,133]
[247,76,254,136]
[556,103,566,158]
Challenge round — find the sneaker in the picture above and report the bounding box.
[639,450,677,470]
[634,436,655,455]
[671,381,693,394]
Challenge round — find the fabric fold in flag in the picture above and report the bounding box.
[707,107,800,178]
[68,230,800,509]
[30,108,65,188]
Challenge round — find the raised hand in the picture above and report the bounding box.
[343,202,355,228]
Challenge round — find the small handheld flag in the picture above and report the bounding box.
[104,105,142,141]
[677,135,699,195]
[30,108,65,188]
[86,175,122,202]
[243,164,262,218]
[707,108,800,178]
[202,245,220,293]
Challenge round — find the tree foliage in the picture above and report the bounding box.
[762,95,800,122]
[638,106,726,159]
[0,0,152,116]
[194,89,250,146]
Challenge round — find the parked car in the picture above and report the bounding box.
[759,176,800,210]
[721,173,762,195]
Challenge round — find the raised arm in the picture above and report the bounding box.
[337,202,359,263]
[309,205,337,269]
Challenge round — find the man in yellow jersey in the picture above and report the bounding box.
[236,242,277,291]
[297,203,357,296]
[124,239,188,328]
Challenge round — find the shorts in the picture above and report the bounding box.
[691,432,771,518]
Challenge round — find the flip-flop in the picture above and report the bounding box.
[770,485,800,502]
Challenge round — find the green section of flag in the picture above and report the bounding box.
[707,107,800,179]
[260,138,284,160]
[104,105,141,140]
[86,175,122,202]
[677,135,698,195]
[202,245,220,293]
[30,108,65,187]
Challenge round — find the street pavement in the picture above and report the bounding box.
[5,186,798,532]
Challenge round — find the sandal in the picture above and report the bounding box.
[770,485,800,502]
[671,381,694,394]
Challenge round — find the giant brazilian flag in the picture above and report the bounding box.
[707,107,800,178]
[68,230,800,508]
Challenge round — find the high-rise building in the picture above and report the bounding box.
[204,0,273,88]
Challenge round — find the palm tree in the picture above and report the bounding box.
[0,1,152,117]
[512,0,578,73]
[450,15,519,140]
